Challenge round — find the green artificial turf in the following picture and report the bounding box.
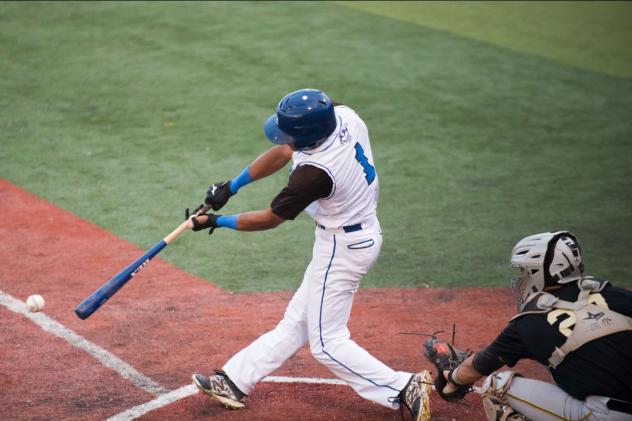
[340,1,632,78]
[1,2,630,291]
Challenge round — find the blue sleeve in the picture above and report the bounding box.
[216,214,239,230]
[229,167,253,194]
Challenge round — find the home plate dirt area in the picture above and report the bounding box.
[0,179,549,420]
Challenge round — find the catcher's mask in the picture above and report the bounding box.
[510,231,583,312]
[264,89,337,151]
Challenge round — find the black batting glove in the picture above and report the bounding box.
[204,181,234,211]
[185,208,220,235]
[186,203,205,217]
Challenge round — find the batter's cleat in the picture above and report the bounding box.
[400,370,432,421]
[192,369,246,409]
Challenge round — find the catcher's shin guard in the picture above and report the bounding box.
[480,371,527,421]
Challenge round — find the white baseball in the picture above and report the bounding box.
[26,294,45,312]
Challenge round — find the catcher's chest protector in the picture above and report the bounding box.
[512,277,632,369]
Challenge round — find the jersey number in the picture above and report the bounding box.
[546,293,609,337]
[354,143,376,185]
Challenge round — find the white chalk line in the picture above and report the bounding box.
[108,376,348,421]
[1,289,353,420]
[107,384,196,421]
[0,290,168,396]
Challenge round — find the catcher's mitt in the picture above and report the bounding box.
[423,336,472,402]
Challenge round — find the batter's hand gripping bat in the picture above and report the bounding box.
[74,206,210,320]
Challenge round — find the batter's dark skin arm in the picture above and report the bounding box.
[247,145,293,181]
[188,206,285,231]
[226,145,292,230]
[227,144,296,230]
[234,208,285,231]
[188,146,292,232]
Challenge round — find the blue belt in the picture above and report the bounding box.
[316,223,362,233]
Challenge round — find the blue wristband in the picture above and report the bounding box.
[216,214,239,230]
[229,166,253,194]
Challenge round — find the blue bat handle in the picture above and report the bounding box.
[74,240,167,320]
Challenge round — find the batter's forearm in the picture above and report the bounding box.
[228,146,292,195]
[248,145,293,180]
[230,208,285,231]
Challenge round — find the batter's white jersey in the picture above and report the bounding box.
[292,105,379,229]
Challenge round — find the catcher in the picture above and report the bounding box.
[424,231,632,420]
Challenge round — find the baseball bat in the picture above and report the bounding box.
[75,206,209,320]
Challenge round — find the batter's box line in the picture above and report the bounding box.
[0,289,168,396]
[108,376,348,421]
[0,289,352,420]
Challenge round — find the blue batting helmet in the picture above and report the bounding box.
[264,89,337,151]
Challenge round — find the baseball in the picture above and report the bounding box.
[26,295,45,312]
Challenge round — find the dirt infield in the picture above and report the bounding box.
[0,179,550,420]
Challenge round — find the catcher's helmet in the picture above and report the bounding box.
[264,89,337,151]
[510,231,583,311]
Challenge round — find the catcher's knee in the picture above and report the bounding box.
[480,371,527,421]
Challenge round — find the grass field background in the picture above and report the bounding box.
[341,1,632,78]
[1,2,631,291]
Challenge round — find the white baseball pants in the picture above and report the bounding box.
[223,219,412,408]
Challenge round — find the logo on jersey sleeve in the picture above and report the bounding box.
[338,125,351,144]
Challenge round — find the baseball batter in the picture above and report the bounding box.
[186,89,431,420]
[426,231,632,420]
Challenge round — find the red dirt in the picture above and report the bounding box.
[0,179,551,420]
[0,306,152,420]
